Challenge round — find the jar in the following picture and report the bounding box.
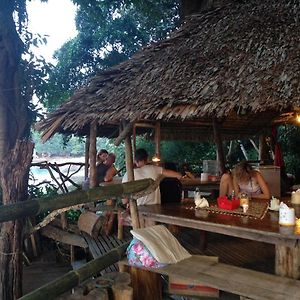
[240,193,249,206]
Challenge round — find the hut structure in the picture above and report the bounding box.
[31,2,300,296]
[38,0,300,189]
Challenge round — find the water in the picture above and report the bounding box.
[29,159,85,190]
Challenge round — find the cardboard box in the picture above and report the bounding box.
[168,256,219,298]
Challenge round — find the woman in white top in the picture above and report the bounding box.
[219,161,271,200]
[232,161,271,200]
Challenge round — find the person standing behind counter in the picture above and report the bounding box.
[122,148,182,206]
[219,161,270,200]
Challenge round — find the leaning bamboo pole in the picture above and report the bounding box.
[0,179,154,223]
[19,242,129,300]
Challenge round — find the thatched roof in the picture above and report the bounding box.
[38,0,300,141]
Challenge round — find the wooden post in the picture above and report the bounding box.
[121,265,162,300]
[124,134,140,229]
[155,121,161,159]
[133,124,137,154]
[84,136,90,179]
[275,244,300,279]
[213,118,226,174]
[124,136,134,182]
[89,121,97,188]
[259,134,269,164]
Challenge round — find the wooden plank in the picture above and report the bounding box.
[41,226,88,248]
[276,244,300,279]
[120,255,300,300]
[140,214,289,246]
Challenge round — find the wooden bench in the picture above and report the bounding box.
[119,255,300,300]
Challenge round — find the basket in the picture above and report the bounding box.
[217,196,240,210]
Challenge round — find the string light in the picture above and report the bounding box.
[152,154,161,163]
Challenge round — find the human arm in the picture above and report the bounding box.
[252,171,271,200]
[219,173,234,196]
[104,165,117,182]
[232,176,241,198]
[162,168,182,179]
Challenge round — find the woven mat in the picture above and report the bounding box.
[204,201,269,219]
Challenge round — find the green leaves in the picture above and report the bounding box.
[42,0,180,109]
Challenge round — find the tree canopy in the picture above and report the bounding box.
[42,0,180,109]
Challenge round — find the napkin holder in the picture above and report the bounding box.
[217,196,240,210]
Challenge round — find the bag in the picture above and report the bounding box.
[126,238,167,268]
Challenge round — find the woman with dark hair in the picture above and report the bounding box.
[96,153,117,185]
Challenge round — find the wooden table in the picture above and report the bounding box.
[180,178,220,197]
[138,199,300,279]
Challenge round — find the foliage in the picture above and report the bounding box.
[32,130,85,156]
[278,125,300,179]
[66,209,81,223]
[42,0,180,109]
[28,182,58,200]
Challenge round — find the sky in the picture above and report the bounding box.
[27,0,77,63]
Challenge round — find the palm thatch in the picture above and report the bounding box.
[38,0,300,141]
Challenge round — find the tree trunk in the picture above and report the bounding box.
[0,141,33,299]
[0,2,32,299]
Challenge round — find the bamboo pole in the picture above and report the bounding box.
[89,121,97,188]
[19,242,130,300]
[213,118,226,174]
[0,179,154,223]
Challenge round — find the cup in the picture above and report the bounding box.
[242,204,249,213]
[270,197,280,210]
[200,173,209,181]
[240,193,249,206]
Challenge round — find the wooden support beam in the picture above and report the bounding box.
[134,122,156,128]
[19,242,130,300]
[115,122,133,146]
[84,136,90,179]
[124,134,140,229]
[89,121,97,188]
[275,244,300,279]
[213,118,226,174]
[124,136,134,182]
[154,121,161,159]
[0,179,154,223]
[40,225,88,248]
[259,134,269,163]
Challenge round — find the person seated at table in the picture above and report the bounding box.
[219,169,234,197]
[219,161,271,200]
[122,148,182,206]
[96,149,108,165]
[96,153,117,185]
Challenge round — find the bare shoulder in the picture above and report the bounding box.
[252,170,264,180]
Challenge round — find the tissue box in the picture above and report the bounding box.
[217,196,240,210]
